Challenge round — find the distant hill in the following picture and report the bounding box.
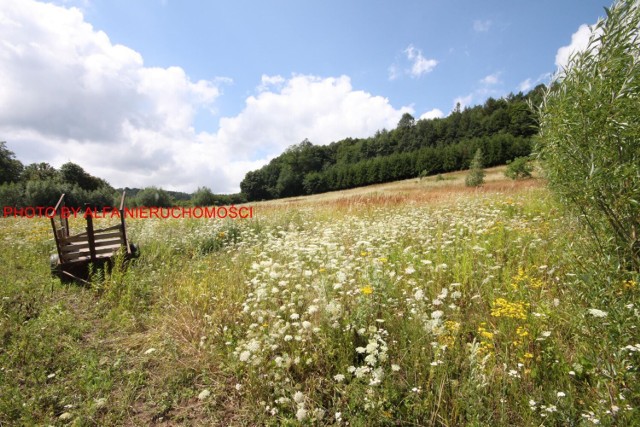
[240,85,545,201]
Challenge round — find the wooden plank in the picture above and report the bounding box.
[61,229,123,245]
[86,213,96,262]
[119,191,130,255]
[61,244,122,262]
[94,224,122,233]
[93,231,124,241]
[60,238,122,254]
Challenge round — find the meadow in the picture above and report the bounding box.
[1,167,639,426]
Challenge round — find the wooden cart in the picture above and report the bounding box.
[49,192,138,283]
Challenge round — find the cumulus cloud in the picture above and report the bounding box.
[473,19,492,33]
[217,75,413,159]
[555,24,594,70]
[419,109,444,120]
[1,0,411,193]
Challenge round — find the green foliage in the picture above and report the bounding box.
[465,148,485,187]
[505,156,533,180]
[59,162,105,192]
[191,186,216,206]
[134,186,174,208]
[537,0,640,271]
[21,162,59,182]
[0,182,25,208]
[0,141,23,184]
[240,87,543,201]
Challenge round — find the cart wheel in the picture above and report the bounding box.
[129,243,140,258]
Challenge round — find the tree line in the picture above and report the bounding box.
[241,85,545,200]
[0,144,245,210]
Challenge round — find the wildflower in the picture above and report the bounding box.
[405,266,415,274]
[431,310,444,319]
[360,286,373,295]
[587,308,608,318]
[198,389,211,400]
[391,364,400,371]
[491,298,528,320]
[334,374,345,382]
[296,407,307,421]
[557,391,566,398]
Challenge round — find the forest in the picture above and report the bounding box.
[241,85,545,200]
[1,85,545,208]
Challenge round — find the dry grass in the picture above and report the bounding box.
[254,166,544,214]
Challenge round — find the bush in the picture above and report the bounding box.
[505,157,533,180]
[135,187,174,208]
[0,182,25,208]
[191,186,216,207]
[465,149,485,187]
[537,0,640,271]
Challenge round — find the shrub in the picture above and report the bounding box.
[135,187,174,208]
[537,0,640,271]
[505,157,533,180]
[465,149,485,187]
[192,186,216,207]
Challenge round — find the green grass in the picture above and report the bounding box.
[1,176,639,425]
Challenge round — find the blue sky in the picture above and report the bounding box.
[1,0,608,192]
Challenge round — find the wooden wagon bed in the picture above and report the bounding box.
[50,192,138,282]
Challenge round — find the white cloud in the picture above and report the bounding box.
[1,0,411,193]
[387,64,400,81]
[473,19,492,33]
[419,108,444,120]
[453,94,473,110]
[217,74,413,158]
[518,78,533,92]
[404,45,438,78]
[480,72,501,86]
[257,74,285,92]
[555,24,594,70]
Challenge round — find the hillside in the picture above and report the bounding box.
[2,167,638,425]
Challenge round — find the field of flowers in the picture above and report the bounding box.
[1,172,639,425]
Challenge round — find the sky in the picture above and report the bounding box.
[1,0,609,193]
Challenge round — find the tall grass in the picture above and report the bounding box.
[0,177,638,425]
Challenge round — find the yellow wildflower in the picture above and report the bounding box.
[360,286,373,295]
[491,298,528,320]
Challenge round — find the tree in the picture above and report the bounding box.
[60,162,102,191]
[22,162,59,182]
[135,187,174,208]
[192,186,217,206]
[505,157,533,180]
[0,141,23,184]
[537,0,640,271]
[465,148,485,187]
[396,113,415,129]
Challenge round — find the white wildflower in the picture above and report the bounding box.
[587,308,608,318]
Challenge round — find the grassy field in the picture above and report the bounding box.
[1,167,639,426]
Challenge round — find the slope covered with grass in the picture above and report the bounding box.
[1,173,638,425]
